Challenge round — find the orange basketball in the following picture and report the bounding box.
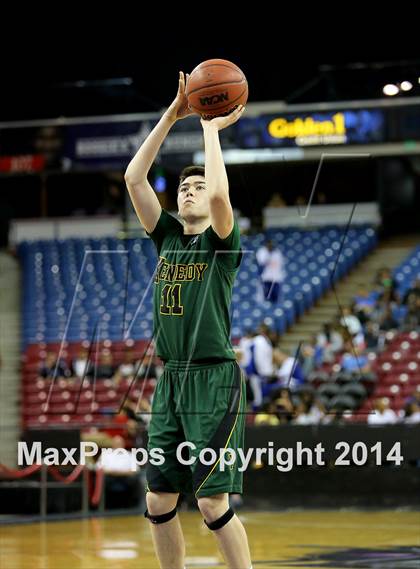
[186,59,248,119]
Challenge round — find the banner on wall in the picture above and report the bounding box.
[0,103,418,172]
[237,109,386,148]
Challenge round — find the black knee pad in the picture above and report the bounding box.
[204,507,234,531]
[144,506,177,524]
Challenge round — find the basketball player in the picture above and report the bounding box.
[125,72,252,569]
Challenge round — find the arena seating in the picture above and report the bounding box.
[308,243,420,422]
[361,330,420,415]
[18,225,377,346]
[21,339,156,428]
[18,225,377,428]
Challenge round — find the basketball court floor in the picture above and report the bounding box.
[1,509,419,568]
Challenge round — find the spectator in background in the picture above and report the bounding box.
[321,408,346,425]
[236,329,254,372]
[372,288,396,321]
[402,277,420,305]
[38,351,71,379]
[340,344,371,374]
[407,386,420,408]
[256,239,286,304]
[71,348,93,380]
[340,306,363,337]
[244,323,274,409]
[95,351,116,380]
[402,401,420,424]
[316,323,344,363]
[364,321,380,351]
[375,267,398,302]
[123,398,152,444]
[296,391,326,425]
[115,348,159,385]
[136,351,160,380]
[292,401,323,425]
[377,305,399,332]
[353,285,375,324]
[266,192,286,207]
[83,404,143,455]
[254,401,281,426]
[274,348,305,391]
[133,398,152,430]
[270,387,294,423]
[403,296,420,330]
[103,407,140,449]
[115,350,137,383]
[300,336,323,377]
[367,398,397,425]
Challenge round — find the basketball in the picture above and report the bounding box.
[186,59,248,119]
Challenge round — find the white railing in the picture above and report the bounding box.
[263,202,381,228]
[10,216,122,244]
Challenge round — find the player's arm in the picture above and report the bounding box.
[124,71,192,233]
[201,105,245,238]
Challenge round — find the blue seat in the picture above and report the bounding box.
[18,225,379,347]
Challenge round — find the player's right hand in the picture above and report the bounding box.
[165,71,194,122]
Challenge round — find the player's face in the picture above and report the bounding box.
[177,175,209,220]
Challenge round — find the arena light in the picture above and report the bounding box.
[400,81,413,92]
[383,83,399,96]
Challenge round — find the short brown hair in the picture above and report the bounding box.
[179,165,205,185]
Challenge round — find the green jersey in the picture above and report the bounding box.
[146,209,242,363]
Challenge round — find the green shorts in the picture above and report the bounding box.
[146,359,246,498]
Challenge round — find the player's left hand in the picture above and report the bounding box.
[201,105,245,131]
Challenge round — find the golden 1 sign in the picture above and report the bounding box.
[268,112,347,146]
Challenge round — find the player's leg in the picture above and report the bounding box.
[177,361,252,568]
[145,491,185,569]
[197,492,252,569]
[145,367,191,569]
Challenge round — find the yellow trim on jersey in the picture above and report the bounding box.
[159,283,184,316]
[194,372,244,497]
